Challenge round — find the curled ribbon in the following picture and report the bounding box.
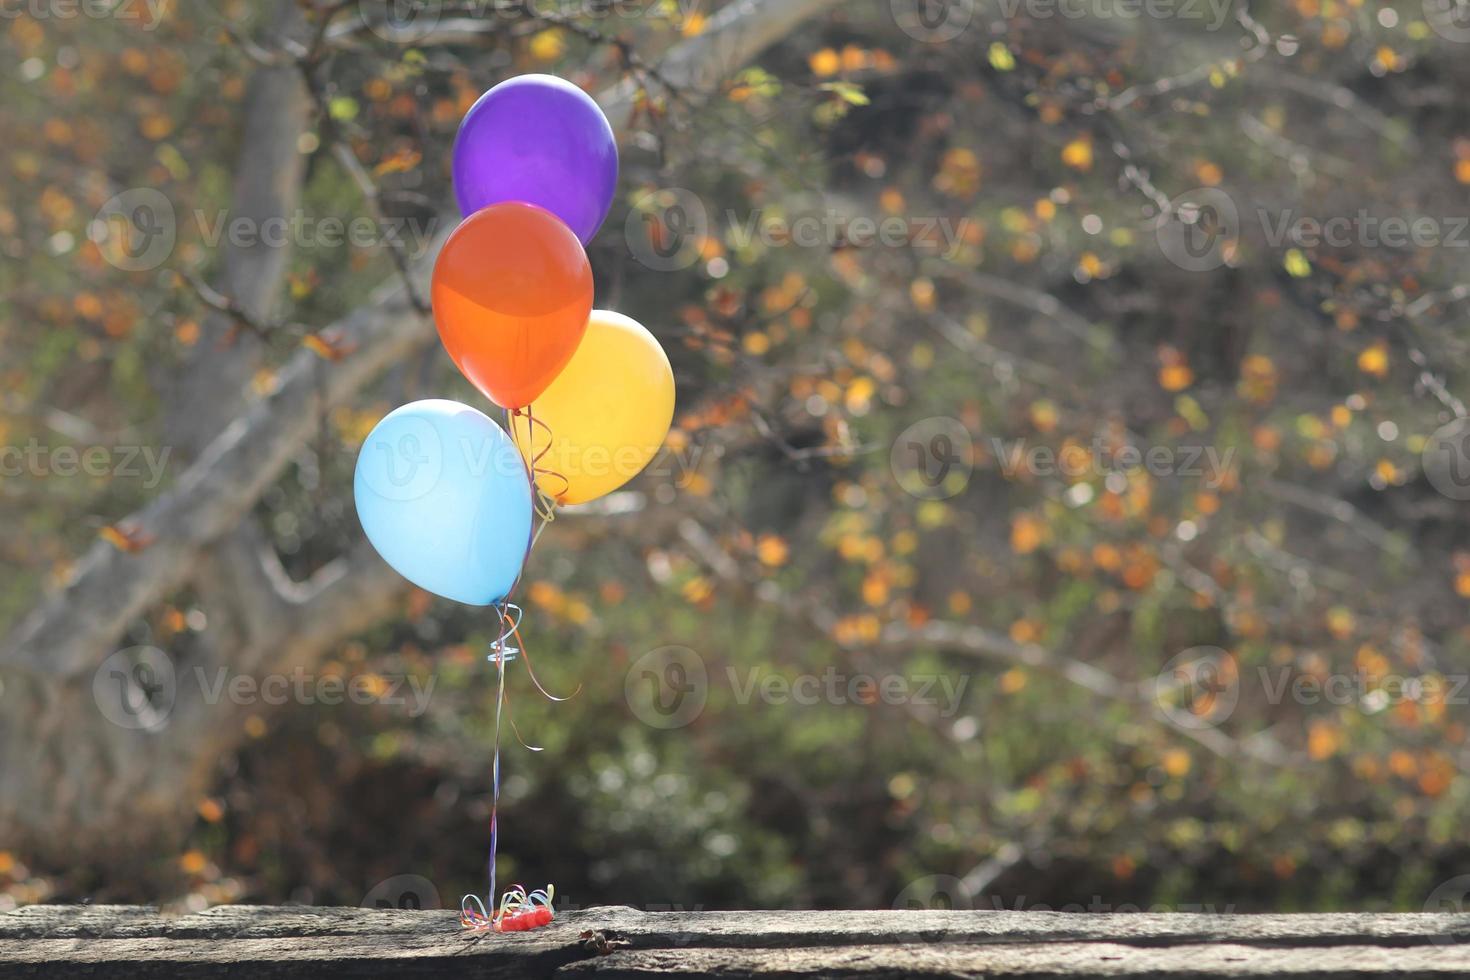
[513,404,571,517]
[461,884,555,933]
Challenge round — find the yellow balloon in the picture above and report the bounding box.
[515,310,675,506]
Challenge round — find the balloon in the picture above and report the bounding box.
[433,202,594,410]
[354,400,533,606]
[514,310,675,506]
[452,74,619,245]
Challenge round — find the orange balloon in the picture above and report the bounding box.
[432,203,594,409]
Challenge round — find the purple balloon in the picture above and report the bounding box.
[452,74,619,246]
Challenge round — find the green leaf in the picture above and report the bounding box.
[820,81,870,107]
[1284,248,1312,278]
[329,97,359,122]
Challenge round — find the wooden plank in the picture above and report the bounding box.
[1,906,1468,979]
[0,905,167,939]
[7,906,1470,945]
[561,943,1470,978]
[514,908,1470,949]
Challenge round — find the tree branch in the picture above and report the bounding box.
[1,0,851,679]
[166,0,313,458]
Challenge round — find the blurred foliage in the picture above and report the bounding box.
[5,0,1470,915]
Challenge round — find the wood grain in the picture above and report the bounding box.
[3,906,1469,978]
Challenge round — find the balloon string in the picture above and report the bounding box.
[516,405,571,517]
[462,602,518,929]
[459,605,558,932]
[487,604,543,753]
[488,619,507,914]
[507,607,582,704]
[485,406,555,612]
[509,406,580,704]
[459,407,579,932]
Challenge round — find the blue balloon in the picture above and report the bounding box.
[354,399,532,606]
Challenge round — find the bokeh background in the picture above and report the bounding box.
[5,0,1470,916]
